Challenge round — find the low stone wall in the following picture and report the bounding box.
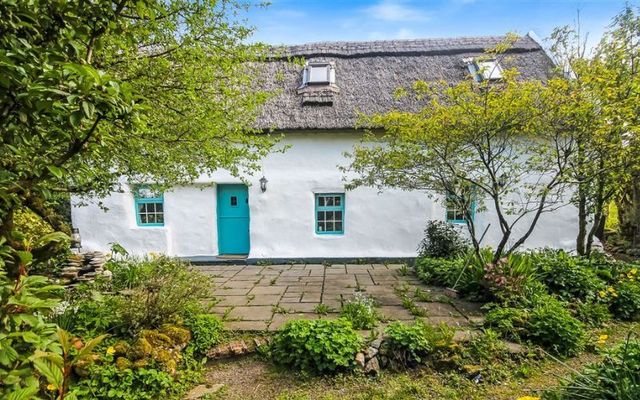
[60,251,112,285]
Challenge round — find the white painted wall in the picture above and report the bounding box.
[71,131,582,258]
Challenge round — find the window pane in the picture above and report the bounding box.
[325,221,334,232]
[334,196,341,206]
[335,211,343,222]
[447,211,455,221]
[335,222,342,232]
[318,197,325,207]
[325,197,334,206]
[230,196,237,206]
[317,211,324,222]
[317,222,325,232]
[156,203,163,212]
[138,204,145,213]
[156,214,164,224]
[147,214,156,223]
[325,211,334,221]
[140,214,148,223]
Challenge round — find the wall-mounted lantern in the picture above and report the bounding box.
[70,228,82,252]
[259,176,268,192]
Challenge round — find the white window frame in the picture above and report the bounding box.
[302,62,335,86]
[464,58,503,82]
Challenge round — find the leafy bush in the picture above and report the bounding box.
[609,280,640,321]
[482,252,539,300]
[485,294,585,356]
[383,320,454,365]
[526,296,586,356]
[340,292,380,330]
[71,363,177,400]
[543,337,640,399]
[418,221,469,259]
[534,250,605,301]
[573,300,612,326]
[414,257,485,298]
[107,256,213,333]
[183,313,224,355]
[270,319,363,374]
[54,289,123,338]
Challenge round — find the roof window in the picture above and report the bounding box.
[464,58,503,82]
[302,62,335,86]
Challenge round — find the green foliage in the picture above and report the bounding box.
[543,336,640,400]
[610,280,640,321]
[0,265,63,397]
[573,300,612,327]
[270,319,363,374]
[486,293,585,356]
[183,313,224,356]
[418,221,470,259]
[383,320,455,365]
[340,293,380,330]
[107,256,214,334]
[533,250,605,301]
[71,363,176,400]
[526,296,586,357]
[414,257,484,299]
[0,0,276,236]
[54,289,122,338]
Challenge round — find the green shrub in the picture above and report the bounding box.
[54,290,122,338]
[610,280,640,321]
[383,320,454,365]
[481,252,539,300]
[484,306,528,340]
[526,296,585,356]
[183,313,224,355]
[573,300,612,327]
[71,363,176,399]
[414,256,485,299]
[533,250,605,301]
[543,337,640,399]
[340,292,380,330]
[485,294,585,357]
[270,319,363,374]
[418,221,469,259]
[107,256,213,334]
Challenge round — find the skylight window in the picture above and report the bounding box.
[464,58,503,82]
[301,62,336,86]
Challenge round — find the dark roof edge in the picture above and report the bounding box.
[266,46,542,61]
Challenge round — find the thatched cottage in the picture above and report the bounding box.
[71,34,580,260]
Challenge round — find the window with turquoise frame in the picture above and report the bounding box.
[445,192,475,224]
[133,185,164,226]
[315,193,344,234]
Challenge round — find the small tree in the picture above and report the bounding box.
[345,37,583,262]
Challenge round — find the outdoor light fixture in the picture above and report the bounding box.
[70,228,82,252]
[259,176,268,192]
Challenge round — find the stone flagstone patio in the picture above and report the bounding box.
[198,263,483,331]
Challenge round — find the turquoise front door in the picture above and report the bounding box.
[217,184,250,255]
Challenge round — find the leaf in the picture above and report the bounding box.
[69,110,83,127]
[46,165,64,179]
[81,101,95,119]
[78,334,108,359]
[15,251,32,266]
[33,358,63,387]
[5,385,39,400]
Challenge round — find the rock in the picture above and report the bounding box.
[228,340,248,355]
[379,355,389,369]
[370,338,383,349]
[365,346,378,360]
[355,352,366,368]
[184,384,225,399]
[503,341,526,355]
[364,357,380,375]
[453,330,473,343]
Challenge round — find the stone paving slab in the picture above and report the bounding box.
[198,263,484,331]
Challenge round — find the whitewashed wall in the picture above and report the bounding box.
[71,131,582,258]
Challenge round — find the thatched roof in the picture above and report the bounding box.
[254,34,555,131]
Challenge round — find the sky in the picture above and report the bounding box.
[244,0,638,51]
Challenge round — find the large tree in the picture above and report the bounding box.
[0,0,276,242]
[550,6,640,255]
[344,39,586,262]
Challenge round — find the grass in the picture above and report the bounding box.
[202,322,640,400]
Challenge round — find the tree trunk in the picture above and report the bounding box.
[576,182,588,256]
[618,178,640,247]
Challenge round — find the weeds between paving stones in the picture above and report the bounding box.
[414,288,433,302]
[314,304,333,315]
[272,305,290,314]
[398,264,409,276]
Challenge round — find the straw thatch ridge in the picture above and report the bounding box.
[255,34,554,131]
